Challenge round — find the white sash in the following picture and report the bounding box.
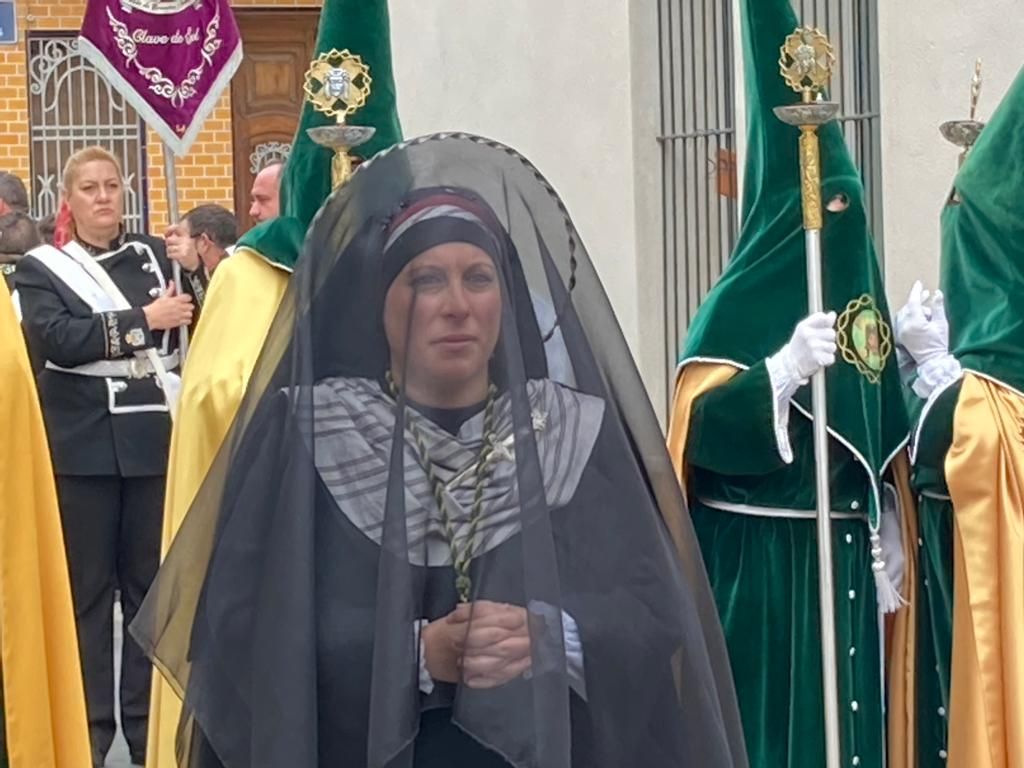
[27,243,118,312]
[28,241,180,420]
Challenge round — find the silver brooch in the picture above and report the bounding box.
[531,409,548,432]
[488,437,515,464]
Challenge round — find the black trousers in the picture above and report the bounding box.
[56,474,164,765]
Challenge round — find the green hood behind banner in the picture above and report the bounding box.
[942,64,1024,394]
[237,0,403,270]
[680,0,909,525]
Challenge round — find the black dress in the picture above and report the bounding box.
[187,390,686,767]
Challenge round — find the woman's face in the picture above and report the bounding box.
[384,241,502,405]
[67,160,123,236]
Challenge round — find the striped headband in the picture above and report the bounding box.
[381,192,504,285]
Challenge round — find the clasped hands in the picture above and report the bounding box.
[423,600,533,689]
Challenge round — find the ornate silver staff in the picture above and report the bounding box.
[773,27,842,768]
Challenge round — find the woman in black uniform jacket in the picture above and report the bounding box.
[17,146,202,767]
[133,135,749,768]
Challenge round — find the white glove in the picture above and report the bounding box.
[765,312,837,464]
[894,281,961,399]
[894,281,949,365]
[771,311,838,382]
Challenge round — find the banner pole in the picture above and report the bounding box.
[162,143,188,362]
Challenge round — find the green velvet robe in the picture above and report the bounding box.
[909,382,960,766]
[687,361,884,768]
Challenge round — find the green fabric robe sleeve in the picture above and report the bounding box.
[912,381,960,495]
[686,360,787,476]
[684,361,869,513]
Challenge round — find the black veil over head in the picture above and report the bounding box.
[308,184,548,388]
[132,133,748,768]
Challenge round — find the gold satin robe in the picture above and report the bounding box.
[0,292,91,768]
[945,373,1024,767]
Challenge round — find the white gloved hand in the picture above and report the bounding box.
[765,312,837,465]
[895,280,960,399]
[895,280,949,365]
[774,311,838,381]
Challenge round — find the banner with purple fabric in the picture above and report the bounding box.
[78,0,242,156]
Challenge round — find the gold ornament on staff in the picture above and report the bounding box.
[940,58,985,166]
[774,26,843,768]
[774,28,840,229]
[303,48,377,189]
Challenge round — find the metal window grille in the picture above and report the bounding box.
[656,0,882,414]
[27,33,149,232]
[657,0,739,412]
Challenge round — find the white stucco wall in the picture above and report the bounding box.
[389,1,643,359]
[629,2,669,408]
[388,2,1024,408]
[878,0,1024,305]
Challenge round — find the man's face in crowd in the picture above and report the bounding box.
[249,165,282,224]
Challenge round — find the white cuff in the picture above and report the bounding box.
[912,354,963,400]
[561,610,587,699]
[765,350,805,465]
[527,601,587,699]
[895,344,917,388]
[416,619,434,695]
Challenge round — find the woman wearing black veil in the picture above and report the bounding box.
[132,134,748,768]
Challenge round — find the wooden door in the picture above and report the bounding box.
[231,9,319,232]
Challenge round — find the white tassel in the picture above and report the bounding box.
[870,531,907,614]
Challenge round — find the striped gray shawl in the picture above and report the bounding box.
[308,377,605,566]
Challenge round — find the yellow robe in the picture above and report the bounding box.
[145,248,290,768]
[945,373,1024,768]
[0,292,91,768]
[666,362,919,768]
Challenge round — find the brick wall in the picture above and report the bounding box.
[0,0,322,232]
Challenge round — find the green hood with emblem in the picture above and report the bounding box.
[236,0,403,270]
[680,0,909,523]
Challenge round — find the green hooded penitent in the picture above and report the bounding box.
[942,65,1024,392]
[681,3,908,523]
[668,0,913,765]
[909,62,1024,768]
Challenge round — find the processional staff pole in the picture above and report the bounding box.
[773,27,842,768]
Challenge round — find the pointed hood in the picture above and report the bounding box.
[681,0,908,524]
[942,64,1024,393]
[237,0,403,270]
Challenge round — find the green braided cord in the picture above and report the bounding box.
[455,391,498,598]
[386,372,498,601]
